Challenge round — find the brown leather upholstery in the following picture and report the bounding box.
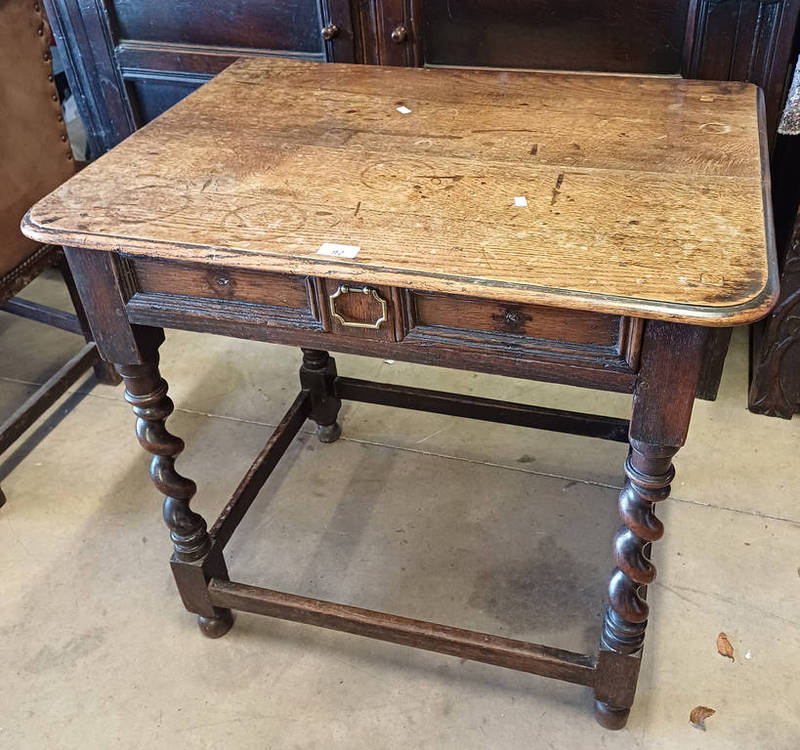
[0,0,74,278]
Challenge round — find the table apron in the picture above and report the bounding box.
[125,291,639,393]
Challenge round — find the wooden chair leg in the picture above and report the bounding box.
[594,321,709,729]
[299,349,342,442]
[116,336,233,638]
[59,256,120,386]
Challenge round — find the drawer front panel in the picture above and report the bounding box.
[411,292,622,349]
[124,259,641,386]
[133,258,312,309]
[317,278,400,343]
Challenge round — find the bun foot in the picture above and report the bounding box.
[594,700,630,730]
[316,421,342,443]
[198,609,234,638]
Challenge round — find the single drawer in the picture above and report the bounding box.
[411,291,622,349]
[127,257,322,330]
[133,258,311,308]
[404,290,642,371]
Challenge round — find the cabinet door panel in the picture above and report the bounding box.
[421,0,690,73]
[109,0,324,53]
[127,79,200,123]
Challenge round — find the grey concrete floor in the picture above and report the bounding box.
[1,272,799,749]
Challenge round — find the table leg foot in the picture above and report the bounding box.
[300,349,343,441]
[594,700,630,730]
[0,486,6,509]
[316,421,342,443]
[198,609,234,638]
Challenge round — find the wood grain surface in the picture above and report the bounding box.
[22,58,777,324]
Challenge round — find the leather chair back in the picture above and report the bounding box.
[0,0,74,278]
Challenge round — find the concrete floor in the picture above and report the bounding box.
[1,272,799,749]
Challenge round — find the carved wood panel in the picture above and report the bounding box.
[749,214,800,417]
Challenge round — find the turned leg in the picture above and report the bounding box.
[62,249,229,635]
[299,349,342,442]
[602,441,676,654]
[117,348,233,638]
[594,321,709,729]
[594,441,677,729]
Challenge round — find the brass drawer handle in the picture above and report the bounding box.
[329,284,388,330]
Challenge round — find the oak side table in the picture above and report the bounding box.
[22,59,776,728]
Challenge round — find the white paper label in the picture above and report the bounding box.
[317,242,360,259]
[514,196,528,207]
[396,105,413,115]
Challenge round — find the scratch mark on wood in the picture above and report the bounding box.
[417,175,464,181]
[354,201,361,217]
[471,128,535,134]
[551,172,565,205]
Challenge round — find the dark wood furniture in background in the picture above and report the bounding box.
[22,58,776,728]
[41,0,800,415]
[0,0,118,507]
[749,148,800,417]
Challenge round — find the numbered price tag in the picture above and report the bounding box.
[317,243,361,259]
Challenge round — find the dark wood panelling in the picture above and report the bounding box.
[44,0,136,154]
[108,0,325,52]
[322,0,358,62]
[421,0,691,73]
[684,0,800,139]
[45,0,355,151]
[116,41,326,78]
[354,0,421,66]
[126,78,200,124]
[749,213,800,417]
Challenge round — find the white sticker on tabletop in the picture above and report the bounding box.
[396,105,412,115]
[514,196,528,207]
[318,242,361,258]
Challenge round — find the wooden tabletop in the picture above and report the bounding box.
[23,59,776,325]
